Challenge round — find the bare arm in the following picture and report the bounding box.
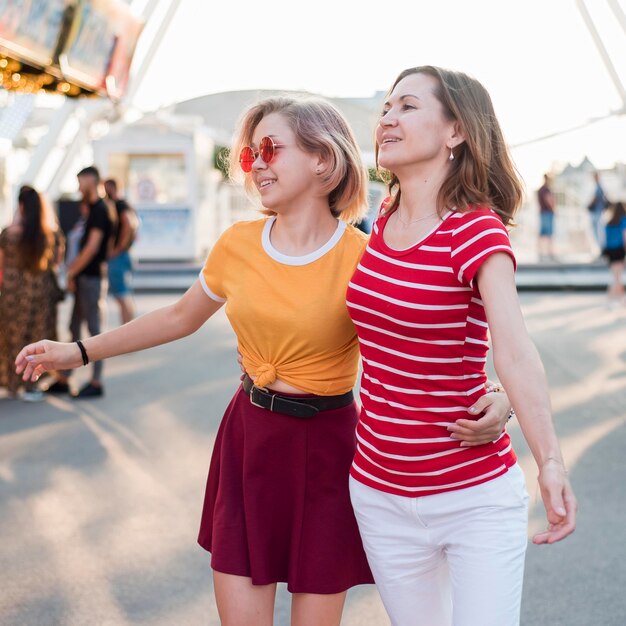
[477,253,576,543]
[67,228,103,278]
[54,232,65,267]
[15,281,223,378]
[110,211,132,256]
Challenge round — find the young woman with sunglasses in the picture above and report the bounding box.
[15,96,513,625]
[346,66,577,626]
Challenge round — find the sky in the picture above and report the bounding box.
[129,0,626,189]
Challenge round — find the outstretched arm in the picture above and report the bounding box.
[16,280,223,380]
[478,253,576,544]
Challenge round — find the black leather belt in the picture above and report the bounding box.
[241,374,353,418]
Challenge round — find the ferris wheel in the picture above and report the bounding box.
[511,0,626,148]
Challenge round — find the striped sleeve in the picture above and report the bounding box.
[198,227,232,302]
[450,209,516,286]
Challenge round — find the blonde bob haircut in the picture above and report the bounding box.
[229,96,368,223]
[376,66,524,227]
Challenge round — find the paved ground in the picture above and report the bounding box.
[1,292,625,625]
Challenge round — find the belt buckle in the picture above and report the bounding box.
[250,385,276,411]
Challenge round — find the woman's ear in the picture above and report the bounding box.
[313,152,330,177]
[449,121,466,149]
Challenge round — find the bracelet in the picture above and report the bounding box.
[486,383,514,421]
[76,340,89,366]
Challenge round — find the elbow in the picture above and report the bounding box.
[493,340,541,381]
[168,301,201,339]
[493,352,515,380]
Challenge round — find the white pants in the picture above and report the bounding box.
[349,465,529,626]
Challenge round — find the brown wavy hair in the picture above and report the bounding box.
[376,66,524,226]
[229,96,368,223]
[17,186,54,272]
[607,201,626,227]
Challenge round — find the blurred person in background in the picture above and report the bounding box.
[104,178,137,325]
[588,171,609,250]
[64,200,89,270]
[43,166,114,399]
[602,201,626,308]
[537,173,557,261]
[0,186,64,401]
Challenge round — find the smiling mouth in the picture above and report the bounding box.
[258,179,276,190]
[382,138,401,144]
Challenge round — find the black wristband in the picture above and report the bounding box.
[76,340,89,366]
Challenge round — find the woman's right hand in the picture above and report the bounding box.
[15,340,83,382]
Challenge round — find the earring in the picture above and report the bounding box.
[448,148,454,161]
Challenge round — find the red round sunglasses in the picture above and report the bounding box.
[239,136,284,173]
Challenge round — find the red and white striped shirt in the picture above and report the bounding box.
[347,206,517,497]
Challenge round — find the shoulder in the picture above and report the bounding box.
[213,218,267,248]
[91,199,112,219]
[0,225,20,241]
[225,218,267,238]
[449,206,507,232]
[342,223,369,251]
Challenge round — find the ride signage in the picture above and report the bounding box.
[0,0,143,99]
[0,0,67,68]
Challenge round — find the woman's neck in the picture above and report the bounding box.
[395,162,449,218]
[270,201,338,256]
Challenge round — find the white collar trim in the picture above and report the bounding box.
[262,216,347,266]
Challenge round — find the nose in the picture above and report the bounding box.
[380,111,398,127]
[252,152,267,172]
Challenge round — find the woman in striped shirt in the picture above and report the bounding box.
[347,66,577,626]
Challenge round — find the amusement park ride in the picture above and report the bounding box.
[0,0,624,261]
[0,0,225,262]
[0,0,183,201]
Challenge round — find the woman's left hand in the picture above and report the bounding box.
[532,460,577,544]
[448,391,511,446]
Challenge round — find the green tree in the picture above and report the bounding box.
[213,146,230,179]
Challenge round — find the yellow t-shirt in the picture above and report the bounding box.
[199,217,368,395]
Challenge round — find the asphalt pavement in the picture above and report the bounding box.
[1,291,625,626]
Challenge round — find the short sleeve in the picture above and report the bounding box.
[90,204,111,232]
[450,210,516,287]
[198,227,232,302]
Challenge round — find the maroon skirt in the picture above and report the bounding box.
[198,385,374,594]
